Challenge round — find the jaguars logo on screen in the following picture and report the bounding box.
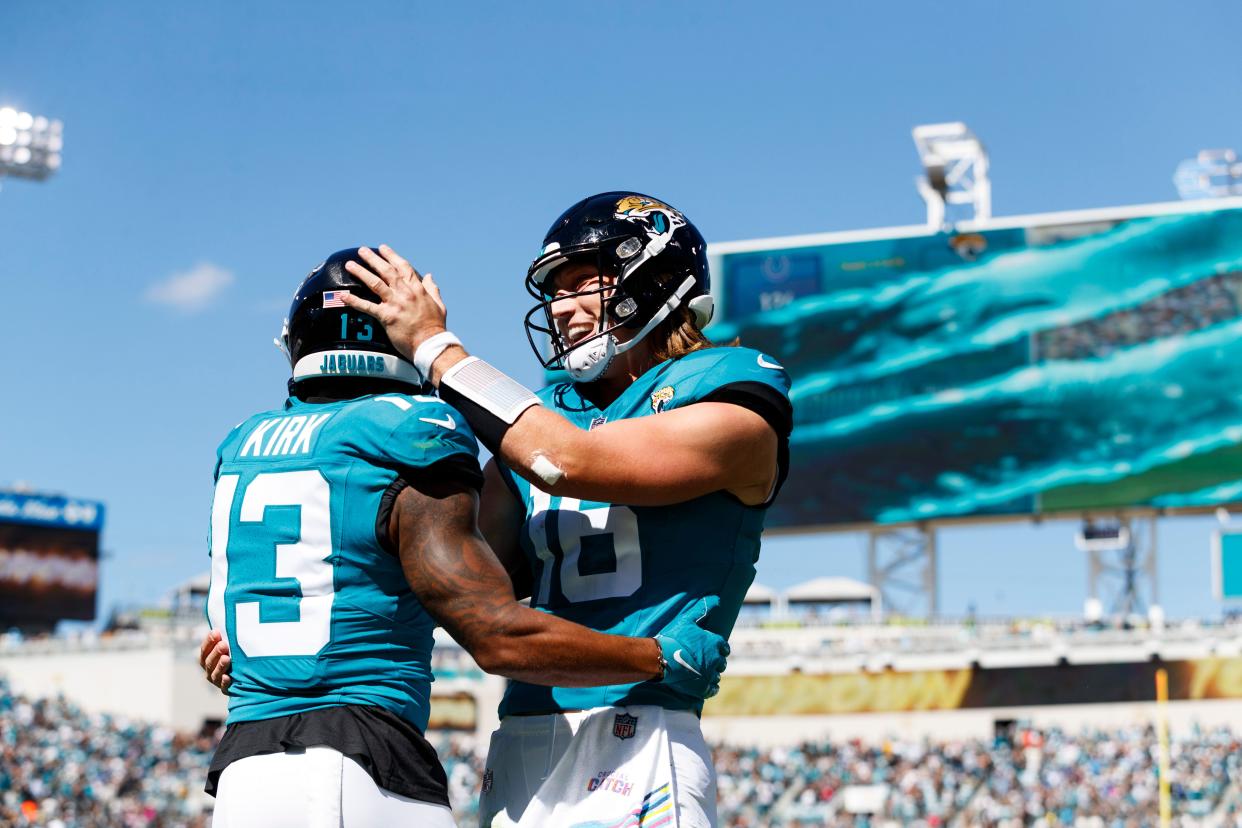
[949,232,987,261]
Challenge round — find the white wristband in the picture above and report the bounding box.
[413,330,462,381]
[440,356,541,424]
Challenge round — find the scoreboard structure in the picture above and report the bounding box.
[0,490,105,628]
[708,197,1242,534]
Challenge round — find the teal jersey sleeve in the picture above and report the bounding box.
[351,394,482,478]
[654,347,793,432]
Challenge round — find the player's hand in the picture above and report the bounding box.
[342,244,449,363]
[654,597,730,700]
[199,629,233,695]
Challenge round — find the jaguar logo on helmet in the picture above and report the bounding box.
[614,195,686,238]
[615,195,672,216]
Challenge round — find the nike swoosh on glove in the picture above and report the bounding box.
[654,596,731,700]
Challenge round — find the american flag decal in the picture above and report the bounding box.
[323,290,350,308]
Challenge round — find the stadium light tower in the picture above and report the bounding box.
[912,122,991,228]
[0,106,63,185]
[1075,517,1158,619]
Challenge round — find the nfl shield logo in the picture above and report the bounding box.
[613,713,638,740]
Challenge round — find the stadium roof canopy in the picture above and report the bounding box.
[174,572,211,597]
[785,577,878,605]
[742,582,778,605]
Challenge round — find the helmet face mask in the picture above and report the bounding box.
[281,248,426,397]
[523,192,714,383]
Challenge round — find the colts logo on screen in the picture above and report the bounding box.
[650,386,675,414]
[613,713,638,740]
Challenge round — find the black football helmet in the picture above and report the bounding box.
[524,192,714,382]
[278,248,424,395]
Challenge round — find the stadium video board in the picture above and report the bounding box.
[0,490,105,623]
[708,199,1242,530]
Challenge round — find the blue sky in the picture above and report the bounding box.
[3,1,1241,624]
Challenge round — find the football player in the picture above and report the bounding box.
[201,247,730,828]
[338,193,793,827]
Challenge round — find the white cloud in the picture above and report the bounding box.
[145,262,235,312]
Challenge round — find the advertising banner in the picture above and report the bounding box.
[705,657,1242,717]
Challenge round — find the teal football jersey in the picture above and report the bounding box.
[206,393,479,731]
[497,346,792,716]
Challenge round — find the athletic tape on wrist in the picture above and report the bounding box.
[438,357,541,452]
[413,330,462,381]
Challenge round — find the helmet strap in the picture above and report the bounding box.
[562,274,696,382]
[612,274,697,357]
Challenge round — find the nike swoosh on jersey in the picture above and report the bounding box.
[419,414,456,430]
[757,354,784,370]
[673,649,702,676]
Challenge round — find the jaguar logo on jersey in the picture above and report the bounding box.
[586,770,634,796]
[481,768,493,794]
[612,713,638,740]
[650,386,675,414]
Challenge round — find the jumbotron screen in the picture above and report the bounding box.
[0,490,104,622]
[709,202,1242,529]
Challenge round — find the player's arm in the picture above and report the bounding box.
[196,469,727,694]
[497,401,777,506]
[340,245,783,507]
[394,477,664,686]
[477,459,531,601]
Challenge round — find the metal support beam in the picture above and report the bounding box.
[867,525,938,618]
[1085,516,1159,618]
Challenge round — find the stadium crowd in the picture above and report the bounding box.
[713,725,1242,827]
[1035,270,1242,362]
[0,678,213,827]
[3,673,1241,827]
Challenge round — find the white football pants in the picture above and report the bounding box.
[211,746,455,828]
[479,706,717,828]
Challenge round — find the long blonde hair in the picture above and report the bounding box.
[647,304,733,363]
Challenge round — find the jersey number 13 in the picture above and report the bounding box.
[206,470,336,658]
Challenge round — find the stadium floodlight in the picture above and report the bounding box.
[1174,149,1242,200]
[0,106,63,182]
[912,122,991,228]
[1074,520,1130,553]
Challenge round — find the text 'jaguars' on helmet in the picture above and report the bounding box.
[523,192,714,383]
[279,248,424,394]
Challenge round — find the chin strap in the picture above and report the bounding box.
[562,274,699,382]
[564,335,617,382]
